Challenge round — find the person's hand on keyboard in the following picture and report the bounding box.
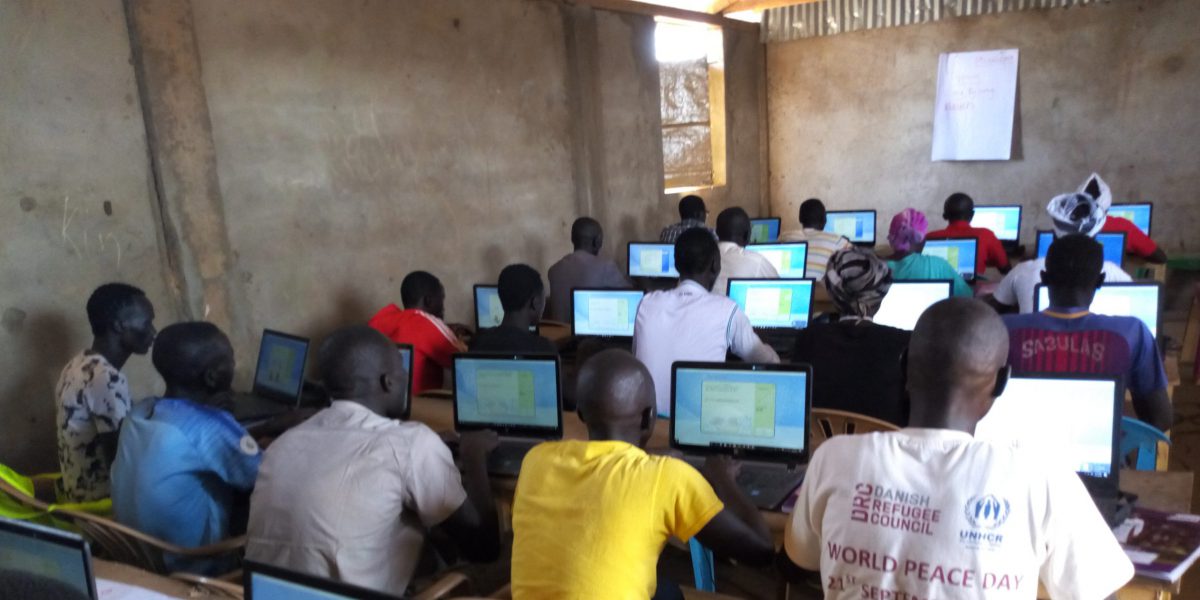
[701,454,742,490]
[460,429,500,464]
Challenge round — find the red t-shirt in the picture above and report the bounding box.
[925,220,1010,275]
[1101,216,1158,258]
[368,305,465,393]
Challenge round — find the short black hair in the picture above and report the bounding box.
[944,193,974,220]
[1045,234,1104,290]
[570,217,602,247]
[799,198,826,228]
[715,207,750,242]
[674,227,719,277]
[86,283,147,336]
[151,321,231,387]
[497,264,544,312]
[678,195,706,220]
[400,271,443,308]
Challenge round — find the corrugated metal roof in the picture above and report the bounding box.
[764,0,1112,41]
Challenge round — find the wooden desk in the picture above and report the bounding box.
[94,558,216,597]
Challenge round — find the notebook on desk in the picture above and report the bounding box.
[0,516,97,599]
[1036,230,1126,268]
[474,284,536,333]
[452,353,562,476]
[745,242,808,278]
[571,288,643,340]
[628,242,680,279]
[727,279,814,356]
[670,361,812,510]
[970,205,1022,251]
[824,210,876,247]
[232,329,311,422]
[873,280,953,331]
[749,218,780,244]
[244,560,400,599]
[922,237,978,281]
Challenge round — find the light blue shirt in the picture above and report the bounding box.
[887,254,973,298]
[111,398,261,573]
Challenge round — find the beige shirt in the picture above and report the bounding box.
[714,241,780,296]
[246,402,467,596]
[779,227,851,280]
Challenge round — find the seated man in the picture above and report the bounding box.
[511,349,774,598]
[793,248,910,426]
[778,198,851,280]
[785,298,1134,599]
[246,326,500,596]
[369,271,466,393]
[713,207,779,296]
[1003,234,1171,432]
[111,322,260,574]
[56,283,157,502]
[925,192,1011,276]
[885,209,972,297]
[546,217,630,322]
[471,264,557,354]
[634,228,779,415]
[659,194,716,244]
[990,191,1131,314]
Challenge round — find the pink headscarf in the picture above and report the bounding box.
[888,208,928,253]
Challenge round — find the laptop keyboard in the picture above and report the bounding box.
[683,457,806,510]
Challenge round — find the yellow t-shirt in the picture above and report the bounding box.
[511,440,725,599]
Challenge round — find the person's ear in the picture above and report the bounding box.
[640,406,654,432]
[202,365,225,392]
[1095,272,1106,290]
[992,365,1011,398]
[380,372,394,394]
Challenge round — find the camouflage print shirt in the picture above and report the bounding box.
[55,350,131,502]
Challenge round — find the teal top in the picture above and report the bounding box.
[887,254,973,298]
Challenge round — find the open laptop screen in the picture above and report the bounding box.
[0,517,96,599]
[974,376,1119,481]
[1035,283,1161,338]
[628,243,679,278]
[749,218,781,244]
[1108,203,1152,235]
[922,238,977,278]
[1036,231,1125,267]
[727,279,814,329]
[670,362,810,461]
[874,281,953,331]
[572,289,643,337]
[474,285,504,330]
[970,205,1022,242]
[452,355,561,437]
[824,211,876,245]
[245,561,398,600]
[746,243,808,278]
[252,330,309,402]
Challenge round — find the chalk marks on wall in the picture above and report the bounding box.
[60,195,123,268]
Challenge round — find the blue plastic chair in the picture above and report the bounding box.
[1119,416,1171,471]
[688,539,716,592]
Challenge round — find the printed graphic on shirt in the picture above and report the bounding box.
[959,494,1011,550]
[700,381,776,438]
[850,483,939,536]
[822,541,1025,596]
[56,352,130,502]
[1009,328,1131,374]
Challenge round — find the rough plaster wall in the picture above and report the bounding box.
[190,0,578,356]
[767,0,1200,251]
[723,25,768,216]
[0,0,171,471]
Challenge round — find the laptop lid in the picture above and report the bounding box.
[745,242,808,278]
[473,284,536,333]
[395,343,414,418]
[0,517,97,600]
[571,289,643,338]
[1036,231,1125,268]
[726,278,815,330]
[874,280,953,331]
[970,205,1022,243]
[974,374,1120,495]
[244,560,400,600]
[922,238,978,279]
[251,330,310,405]
[627,242,679,278]
[670,361,811,464]
[1034,282,1162,339]
[452,354,563,438]
[1108,203,1153,236]
[824,210,876,245]
[749,218,781,244]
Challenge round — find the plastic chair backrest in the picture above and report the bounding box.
[1119,416,1171,471]
[810,409,901,453]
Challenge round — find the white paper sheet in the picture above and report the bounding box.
[97,578,181,600]
[931,49,1019,161]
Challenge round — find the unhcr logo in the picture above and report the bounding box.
[964,495,1010,530]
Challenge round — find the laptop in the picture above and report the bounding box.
[1108,203,1153,236]
[970,205,1022,251]
[749,218,781,244]
[746,242,808,278]
[824,210,876,247]
[727,279,815,330]
[244,560,400,599]
[627,242,679,278]
[452,354,563,476]
[1034,282,1162,339]
[0,517,97,599]
[1036,231,1126,268]
[874,280,953,330]
[571,289,643,340]
[396,343,414,419]
[233,329,311,422]
[974,374,1123,525]
[922,238,978,280]
[474,284,535,333]
[670,362,812,510]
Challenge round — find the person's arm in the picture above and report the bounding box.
[86,376,131,466]
[727,308,780,363]
[1128,322,1173,432]
[1146,247,1168,264]
[1132,389,1172,433]
[692,456,774,566]
[433,430,500,562]
[1121,223,1166,263]
[1039,467,1134,599]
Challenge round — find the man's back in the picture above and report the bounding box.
[786,430,1132,600]
[246,402,466,596]
[546,251,629,322]
[792,322,910,426]
[368,305,463,392]
[714,242,779,296]
[511,440,723,599]
[778,228,850,280]
[470,325,557,355]
[55,350,130,502]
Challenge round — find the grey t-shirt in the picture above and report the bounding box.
[546,251,631,322]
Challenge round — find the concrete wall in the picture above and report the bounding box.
[767,0,1200,252]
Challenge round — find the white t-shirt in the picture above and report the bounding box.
[992,258,1131,314]
[714,241,780,296]
[246,402,467,596]
[786,429,1133,600]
